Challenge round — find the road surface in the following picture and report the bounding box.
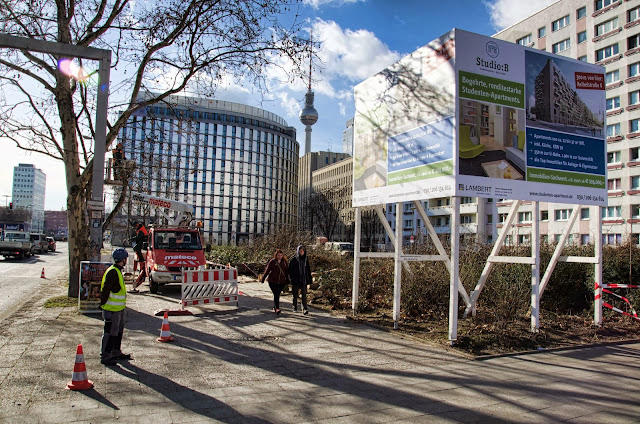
[0,242,68,321]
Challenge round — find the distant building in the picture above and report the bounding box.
[44,210,68,236]
[118,94,299,244]
[12,163,46,232]
[298,151,350,231]
[342,118,354,155]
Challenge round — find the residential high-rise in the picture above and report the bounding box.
[342,118,354,155]
[493,0,639,245]
[118,94,299,245]
[12,163,46,232]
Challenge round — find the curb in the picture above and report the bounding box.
[472,338,640,361]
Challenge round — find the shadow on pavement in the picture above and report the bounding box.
[78,389,120,411]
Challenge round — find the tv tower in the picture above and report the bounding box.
[299,32,318,155]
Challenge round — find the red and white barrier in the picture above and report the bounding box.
[595,282,640,322]
[181,267,239,308]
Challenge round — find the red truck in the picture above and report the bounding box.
[145,226,206,294]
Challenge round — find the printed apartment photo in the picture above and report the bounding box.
[458,99,526,180]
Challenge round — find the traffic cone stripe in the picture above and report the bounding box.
[66,344,93,391]
[41,268,46,279]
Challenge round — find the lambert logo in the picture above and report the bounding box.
[486,41,499,58]
[458,184,465,190]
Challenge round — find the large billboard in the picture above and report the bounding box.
[353,29,606,207]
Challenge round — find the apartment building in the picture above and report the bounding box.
[12,163,46,232]
[494,0,640,245]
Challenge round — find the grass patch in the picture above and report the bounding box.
[43,296,77,308]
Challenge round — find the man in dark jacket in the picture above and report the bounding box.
[100,248,132,366]
[288,245,312,315]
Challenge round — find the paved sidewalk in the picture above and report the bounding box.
[0,274,639,423]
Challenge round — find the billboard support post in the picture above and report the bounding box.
[352,207,362,315]
[531,201,540,332]
[393,202,403,329]
[595,208,603,326]
[449,197,460,343]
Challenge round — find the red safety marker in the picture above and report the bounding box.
[40,268,46,279]
[157,311,174,342]
[66,344,94,390]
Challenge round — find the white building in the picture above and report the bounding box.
[118,94,299,244]
[493,0,640,245]
[12,163,46,232]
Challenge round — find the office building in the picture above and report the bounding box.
[118,94,299,244]
[12,163,46,232]
[493,0,639,245]
[343,118,354,155]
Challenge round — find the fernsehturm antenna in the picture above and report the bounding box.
[299,30,318,155]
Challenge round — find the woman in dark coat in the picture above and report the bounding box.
[288,245,312,315]
[261,249,289,315]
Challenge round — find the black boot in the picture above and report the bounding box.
[112,333,132,360]
[101,337,117,366]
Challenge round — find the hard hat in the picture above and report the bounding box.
[112,248,129,262]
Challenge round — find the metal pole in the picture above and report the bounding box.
[531,201,540,332]
[89,51,111,261]
[393,202,402,330]
[352,207,362,315]
[449,196,460,344]
[594,206,603,326]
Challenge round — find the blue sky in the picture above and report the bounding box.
[1,0,559,210]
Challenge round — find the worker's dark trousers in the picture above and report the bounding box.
[101,309,126,360]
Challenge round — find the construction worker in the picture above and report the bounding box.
[131,222,148,292]
[112,142,125,179]
[100,248,132,366]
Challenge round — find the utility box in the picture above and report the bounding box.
[353,28,607,208]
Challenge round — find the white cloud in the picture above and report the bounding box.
[302,0,364,10]
[312,19,400,83]
[485,0,559,31]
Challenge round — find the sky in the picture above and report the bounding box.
[0,0,560,211]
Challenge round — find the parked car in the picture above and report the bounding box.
[30,233,49,254]
[46,236,56,252]
[0,231,33,259]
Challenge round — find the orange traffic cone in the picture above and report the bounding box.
[66,344,94,390]
[157,311,174,342]
[40,268,46,279]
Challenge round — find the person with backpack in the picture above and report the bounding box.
[261,249,289,315]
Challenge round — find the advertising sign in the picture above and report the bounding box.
[78,261,110,314]
[353,29,606,207]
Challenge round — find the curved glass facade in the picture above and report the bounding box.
[118,95,299,244]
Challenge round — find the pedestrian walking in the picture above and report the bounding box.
[100,248,132,366]
[289,245,312,315]
[261,249,289,315]
[130,222,148,292]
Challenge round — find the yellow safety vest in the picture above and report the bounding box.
[101,265,126,311]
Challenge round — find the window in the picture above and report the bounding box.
[596,43,619,61]
[552,15,570,31]
[596,17,619,36]
[631,90,640,105]
[631,147,640,161]
[581,208,590,219]
[538,26,547,38]
[630,62,640,78]
[518,234,531,245]
[632,175,640,189]
[629,6,640,23]
[517,34,532,45]
[486,214,493,224]
[595,0,617,11]
[608,178,622,190]
[518,211,532,223]
[632,204,640,219]
[577,6,587,19]
[608,151,621,163]
[498,213,508,223]
[541,210,549,221]
[404,219,413,228]
[553,39,571,53]
[606,96,620,110]
[605,69,620,84]
[578,55,588,62]
[604,234,623,245]
[629,34,640,50]
[581,234,591,245]
[607,123,621,137]
[602,206,622,218]
[577,32,587,45]
[461,215,473,224]
[555,209,571,221]
[461,196,474,204]
[631,119,640,133]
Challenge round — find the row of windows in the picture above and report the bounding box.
[607,147,640,162]
[606,175,640,190]
[606,119,640,136]
[506,233,632,246]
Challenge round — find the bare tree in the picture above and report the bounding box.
[0,0,308,296]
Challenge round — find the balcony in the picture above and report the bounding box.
[606,107,624,116]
